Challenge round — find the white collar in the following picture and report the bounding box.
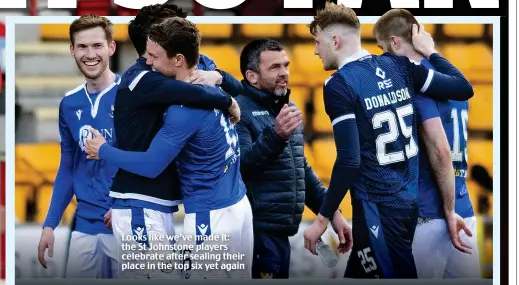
[338,49,371,69]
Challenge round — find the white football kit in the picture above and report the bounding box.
[180,195,253,279]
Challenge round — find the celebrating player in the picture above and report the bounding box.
[374,9,480,278]
[302,2,474,278]
[236,39,352,279]
[37,15,120,278]
[125,4,244,93]
[85,17,253,279]
[89,4,242,279]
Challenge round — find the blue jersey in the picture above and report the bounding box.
[109,56,233,212]
[109,55,242,213]
[163,105,246,213]
[323,50,420,209]
[98,104,246,214]
[43,74,121,234]
[319,50,473,217]
[414,59,474,219]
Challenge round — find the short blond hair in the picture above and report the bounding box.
[309,1,360,36]
[373,9,419,44]
[69,14,114,45]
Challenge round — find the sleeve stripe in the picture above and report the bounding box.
[420,69,434,93]
[332,114,355,126]
[129,71,149,91]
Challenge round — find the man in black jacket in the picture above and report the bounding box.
[236,39,352,279]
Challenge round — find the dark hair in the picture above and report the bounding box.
[128,3,188,56]
[148,17,201,68]
[69,14,113,45]
[240,39,284,79]
[373,9,419,44]
[309,1,360,36]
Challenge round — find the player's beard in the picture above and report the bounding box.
[258,75,288,97]
[322,58,338,71]
[75,56,108,80]
[320,47,338,71]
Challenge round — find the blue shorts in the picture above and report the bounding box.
[345,198,418,279]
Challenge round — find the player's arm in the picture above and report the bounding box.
[415,95,455,215]
[95,106,201,179]
[404,53,473,101]
[198,53,244,97]
[216,69,244,97]
[406,23,473,101]
[130,71,233,110]
[302,158,328,215]
[42,101,75,229]
[236,113,287,177]
[318,77,361,221]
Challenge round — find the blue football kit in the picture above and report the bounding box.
[100,104,253,279]
[43,74,121,278]
[105,55,243,279]
[317,50,473,278]
[412,58,480,279]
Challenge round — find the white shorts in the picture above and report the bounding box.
[111,208,178,279]
[412,216,481,278]
[180,195,253,279]
[65,231,119,278]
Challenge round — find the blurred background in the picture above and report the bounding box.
[6,0,494,279]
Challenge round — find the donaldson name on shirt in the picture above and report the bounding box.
[365,66,411,110]
[365,88,411,111]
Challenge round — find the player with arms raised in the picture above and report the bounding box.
[374,9,479,278]
[37,15,120,278]
[302,2,474,279]
[86,17,252,279]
